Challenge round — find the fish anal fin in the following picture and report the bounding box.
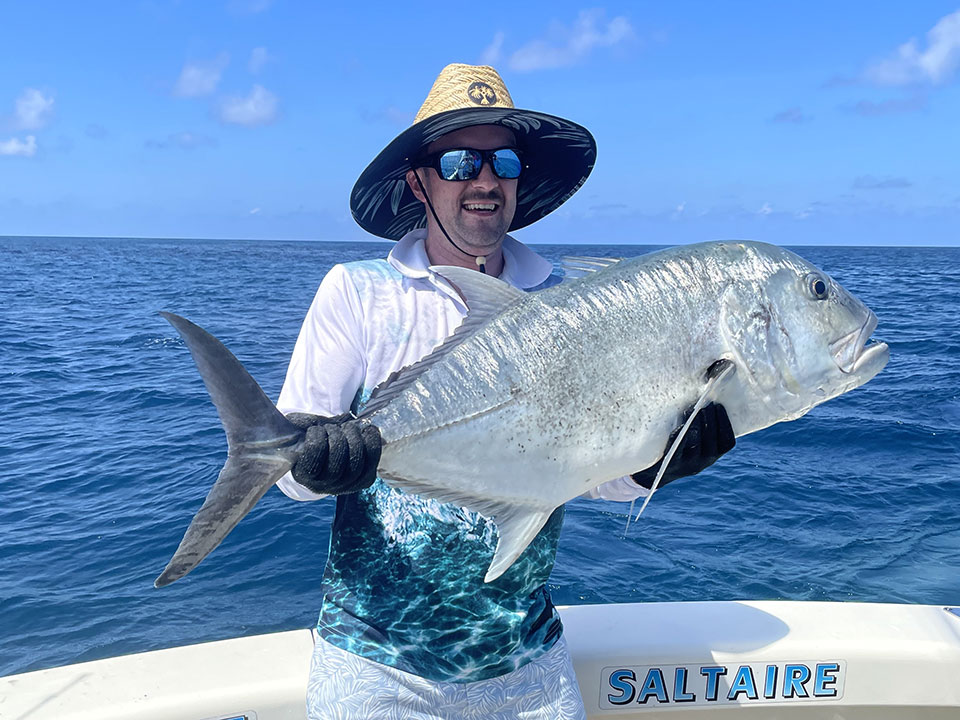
[380,475,552,584]
[484,507,552,583]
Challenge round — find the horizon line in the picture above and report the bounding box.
[1,234,957,249]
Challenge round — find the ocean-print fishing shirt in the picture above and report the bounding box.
[276,229,647,683]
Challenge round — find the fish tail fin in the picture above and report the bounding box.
[155,312,302,588]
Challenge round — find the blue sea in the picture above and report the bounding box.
[1,237,958,678]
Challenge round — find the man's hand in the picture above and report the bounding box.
[631,403,735,490]
[286,413,382,495]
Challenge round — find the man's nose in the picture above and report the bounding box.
[470,160,499,189]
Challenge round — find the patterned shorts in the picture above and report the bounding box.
[306,635,587,720]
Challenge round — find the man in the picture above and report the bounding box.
[277,64,733,719]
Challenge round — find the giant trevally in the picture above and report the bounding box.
[154,240,888,588]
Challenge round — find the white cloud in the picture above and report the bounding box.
[758,203,774,215]
[249,47,271,74]
[174,53,230,98]
[865,9,960,85]
[480,31,505,66]
[15,89,54,130]
[509,9,634,72]
[249,207,261,215]
[219,85,278,126]
[0,135,37,157]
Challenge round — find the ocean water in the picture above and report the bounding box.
[0,237,958,678]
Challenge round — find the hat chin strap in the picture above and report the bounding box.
[412,170,487,274]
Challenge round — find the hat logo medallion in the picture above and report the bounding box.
[467,82,497,106]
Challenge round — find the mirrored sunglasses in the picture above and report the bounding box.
[416,147,524,181]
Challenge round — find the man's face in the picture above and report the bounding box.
[407,124,518,256]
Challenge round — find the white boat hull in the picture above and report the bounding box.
[3,601,959,719]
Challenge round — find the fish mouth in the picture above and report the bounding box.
[829,312,889,375]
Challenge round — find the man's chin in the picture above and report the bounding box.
[451,228,508,254]
[455,237,505,256]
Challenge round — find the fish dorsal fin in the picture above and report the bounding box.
[626,358,737,530]
[379,473,552,583]
[561,256,624,279]
[360,267,525,417]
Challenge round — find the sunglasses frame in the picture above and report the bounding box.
[414,147,525,181]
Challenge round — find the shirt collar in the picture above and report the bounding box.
[387,229,554,290]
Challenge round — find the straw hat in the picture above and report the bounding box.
[350,63,597,240]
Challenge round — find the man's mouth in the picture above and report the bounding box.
[462,202,499,214]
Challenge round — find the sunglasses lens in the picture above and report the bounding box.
[438,150,481,181]
[491,149,522,179]
[430,148,522,180]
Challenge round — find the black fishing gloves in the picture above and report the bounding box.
[631,402,735,490]
[285,413,382,495]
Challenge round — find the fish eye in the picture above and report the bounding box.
[806,273,829,300]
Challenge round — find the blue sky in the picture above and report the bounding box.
[1,1,958,245]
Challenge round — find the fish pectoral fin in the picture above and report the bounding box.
[154,451,292,588]
[628,358,737,528]
[484,506,553,583]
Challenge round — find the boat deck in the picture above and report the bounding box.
[3,601,959,719]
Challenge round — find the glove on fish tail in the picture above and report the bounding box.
[287,413,382,495]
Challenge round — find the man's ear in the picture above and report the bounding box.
[405,168,427,204]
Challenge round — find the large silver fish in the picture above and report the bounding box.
[155,240,888,587]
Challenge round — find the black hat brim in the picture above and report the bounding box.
[350,107,597,240]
